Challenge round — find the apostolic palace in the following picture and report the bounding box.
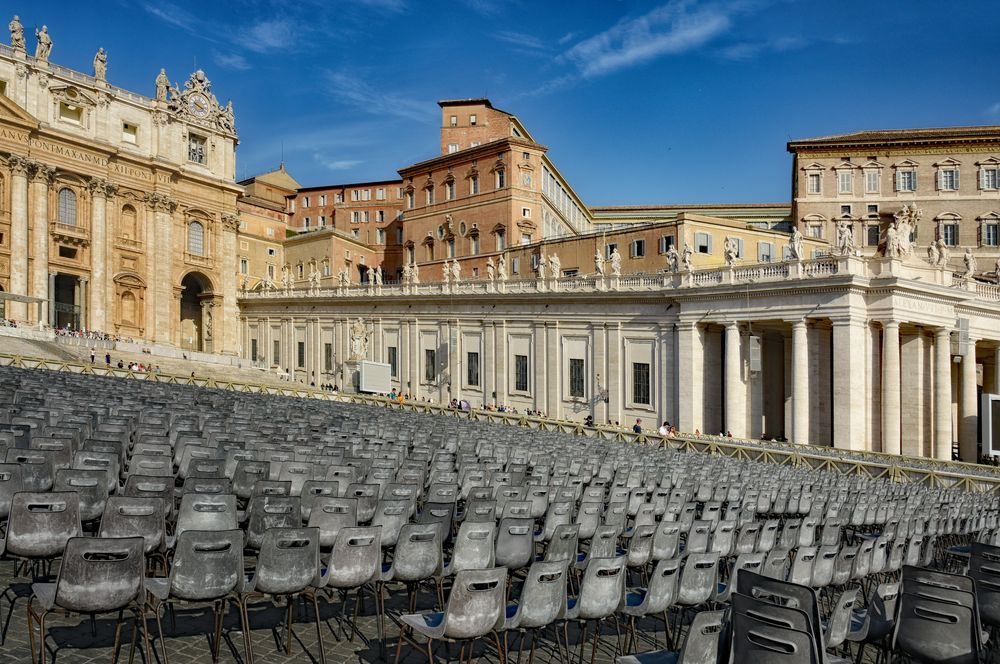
[2,18,1000,465]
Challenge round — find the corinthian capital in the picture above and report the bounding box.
[144,192,177,213]
[87,176,118,199]
[7,154,32,176]
[29,162,55,183]
[221,212,240,233]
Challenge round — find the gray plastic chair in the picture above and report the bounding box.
[315,526,383,645]
[145,529,250,663]
[232,460,271,501]
[0,463,22,523]
[245,495,301,549]
[396,567,507,664]
[499,560,569,664]
[348,483,380,523]
[300,480,341,522]
[615,609,725,664]
[675,553,720,609]
[123,475,175,521]
[565,556,627,664]
[173,493,238,544]
[27,536,154,664]
[5,449,54,492]
[308,496,359,549]
[1,491,82,563]
[893,591,980,664]
[98,495,167,568]
[380,522,445,632]
[822,587,859,651]
[53,468,109,523]
[496,517,535,572]
[846,582,898,661]
[240,526,325,664]
[620,557,681,652]
[731,609,819,664]
[575,501,603,541]
[445,520,497,576]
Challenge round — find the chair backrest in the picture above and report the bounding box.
[175,493,238,540]
[576,556,626,620]
[575,501,603,540]
[53,468,109,523]
[277,461,314,496]
[642,557,682,614]
[451,520,497,573]
[0,463,22,520]
[823,587,859,650]
[391,523,443,582]
[731,611,818,664]
[5,449,54,492]
[736,570,823,654]
[245,495,301,549]
[254,527,320,595]
[893,592,979,664]
[371,498,411,547]
[676,553,720,606]
[653,521,682,561]
[495,517,534,570]
[323,526,382,588]
[589,525,620,559]
[169,529,245,601]
[678,609,725,664]
[513,560,568,629]
[300,480,341,521]
[123,474,174,520]
[233,460,271,500]
[545,523,581,564]
[308,496,359,549]
[443,568,508,639]
[54,536,145,614]
[5,490,82,559]
[98,495,166,555]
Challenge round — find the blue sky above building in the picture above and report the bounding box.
[18,0,1000,204]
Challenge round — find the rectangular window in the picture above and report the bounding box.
[363,211,370,223]
[867,224,880,247]
[630,239,645,258]
[376,229,386,244]
[757,241,774,263]
[267,264,275,277]
[867,204,879,217]
[865,170,880,193]
[943,224,958,246]
[447,144,459,154]
[304,217,311,228]
[695,232,712,254]
[424,349,436,382]
[297,342,305,368]
[897,170,916,192]
[809,224,823,239]
[838,171,852,194]
[376,188,385,200]
[267,247,276,256]
[319,195,327,206]
[303,196,310,208]
[632,362,651,405]
[446,182,456,200]
[840,204,852,217]
[569,358,585,398]
[335,193,344,203]
[606,243,618,259]
[471,235,480,255]
[405,191,414,209]
[122,122,138,144]
[939,168,959,191]
[187,134,206,164]
[324,343,333,372]
[376,211,385,222]
[522,207,531,218]
[319,215,326,226]
[511,257,519,274]
[658,235,675,254]
[450,115,458,127]
[273,340,280,365]
[807,173,821,194]
[58,245,77,259]
[426,188,434,205]
[471,140,480,147]
[981,168,999,190]
[984,223,999,247]
[514,354,529,392]
[470,175,480,195]
[251,339,258,362]
[351,190,360,202]
[59,102,83,124]
[352,229,359,238]
[496,170,506,188]
[387,346,398,377]
[239,257,248,274]
[467,351,480,387]
[521,234,532,245]
[496,231,506,251]
[361,189,371,201]
[396,227,404,244]
[469,114,477,125]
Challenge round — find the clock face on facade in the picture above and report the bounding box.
[188,92,210,118]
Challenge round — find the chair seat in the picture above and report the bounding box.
[400,610,447,638]
[616,649,680,664]
[31,582,57,612]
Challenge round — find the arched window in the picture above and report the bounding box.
[120,205,137,240]
[58,187,77,226]
[121,291,136,324]
[187,221,205,256]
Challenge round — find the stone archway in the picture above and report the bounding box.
[179,272,214,352]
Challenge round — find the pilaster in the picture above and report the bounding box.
[8,155,30,321]
[29,162,54,326]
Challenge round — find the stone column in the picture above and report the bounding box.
[409,317,420,400]
[30,163,54,326]
[677,321,703,434]
[87,178,116,332]
[79,278,87,330]
[880,320,901,456]
[607,321,622,426]
[960,337,979,462]
[546,321,559,418]
[8,156,31,321]
[220,214,240,354]
[147,193,176,344]
[791,320,810,444]
[724,321,745,438]
[495,320,507,407]
[934,328,954,460]
[832,318,867,450]
[47,272,56,326]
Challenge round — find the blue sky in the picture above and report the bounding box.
[17,1,1000,204]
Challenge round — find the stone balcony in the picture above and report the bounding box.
[184,252,214,269]
[240,254,1000,304]
[50,220,89,247]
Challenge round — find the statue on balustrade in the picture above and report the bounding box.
[682,243,693,271]
[789,227,804,261]
[450,260,461,283]
[594,250,605,276]
[995,257,1000,284]
[723,237,739,267]
[308,266,321,291]
[93,48,107,81]
[9,15,25,51]
[34,25,52,62]
[402,263,412,285]
[337,268,350,287]
[935,238,950,267]
[374,266,383,286]
[666,243,679,272]
[835,220,855,256]
[366,266,375,286]
[486,257,496,281]
[963,248,978,278]
[497,255,507,281]
[537,254,547,280]
[280,266,293,290]
[442,261,451,284]
[349,318,368,361]
[927,240,940,265]
[548,253,561,278]
[411,262,420,284]
[155,68,170,102]
[609,247,623,277]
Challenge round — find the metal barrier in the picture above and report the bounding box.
[2,351,998,494]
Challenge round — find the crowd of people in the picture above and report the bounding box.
[0,318,19,328]
[55,326,136,343]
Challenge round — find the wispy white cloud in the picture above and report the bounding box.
[557,31,579,46]
[325,71,431,122]
[239,19,295,53]
[987,102,1000,117]
[719,35,806,60]
[314,156,362,171]
[213,51,251,71]
[494,30,547,52]
[461,0,501,16]
[352,0,408,12]
[562,0,732,78]
[142,2,200,34]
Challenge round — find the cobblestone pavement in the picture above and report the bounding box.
[0,560,665,664]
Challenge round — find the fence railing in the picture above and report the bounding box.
[1,352,998,494]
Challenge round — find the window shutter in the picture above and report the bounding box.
[736,238,744,258]
[954,168,960,190]
[936,169,942,190]
[707,234,714,254]
[978,222,983,247]
[895,170,902,191]
[980,168,986,190]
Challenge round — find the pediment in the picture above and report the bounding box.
[49,85,97,107]
[893,158,920,168]
[861,160,885,169]
[933,157,962,167]
[0,92,39,129]
[833,161,858,170]
[113,271,146,288]
[976,157,1000,166]
[801,162,826,171]
[977,211,1000,221]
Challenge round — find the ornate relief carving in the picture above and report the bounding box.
[87,177,117,199]
[7,154,32,176]
[221,213,240,233]
[166,69,237,137]
[144,192,177,213]
[29,162,55,183]
[14,63,27,79]
[49,85,96,108]
[37,73,49,89]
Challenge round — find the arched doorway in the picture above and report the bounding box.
[179,272,213,352]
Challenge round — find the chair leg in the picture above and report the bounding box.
[311,591,327,664]
[38,609,48,664]
[26,599,37,664]
[590,619,601,664]
[152,601,169,664]
[492,631,506,664]
[240,598,255,664]
[211,600,223,662]
[578,620,588,664]
[285,595,295,654]
[427,635,435,664]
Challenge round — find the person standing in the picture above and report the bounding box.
[105,352,111,366]
[632,419,643,433]
[90,347,96,364]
